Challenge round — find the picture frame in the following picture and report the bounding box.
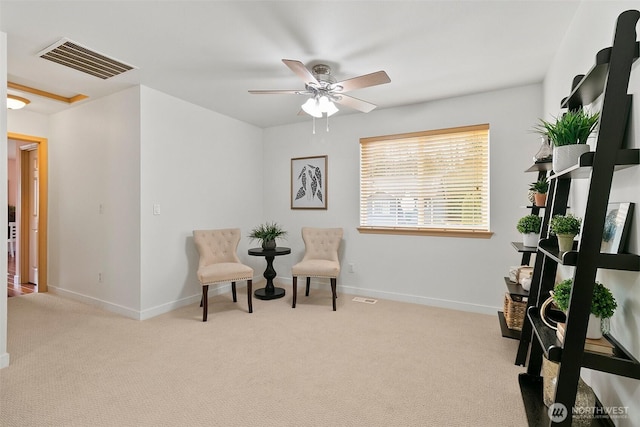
[601,202,634,254]
[291,155,327,209]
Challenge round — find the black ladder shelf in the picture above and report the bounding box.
[498,161,550,340]
[514,10,640,427]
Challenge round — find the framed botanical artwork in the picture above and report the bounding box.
[291,155,327,209]
[601,202,634,254]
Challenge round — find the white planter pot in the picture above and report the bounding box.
[552,145,590,173]
[522,233,538,248]
[557,233,576,254]
[587,314,602,340]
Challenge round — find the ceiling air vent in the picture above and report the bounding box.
[37,38,136,79]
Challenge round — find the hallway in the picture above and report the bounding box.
[6,255,36,297]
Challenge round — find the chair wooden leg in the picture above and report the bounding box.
[232,282,237,302]
[292,276,297,308]
[331,278,337,311]
[305,277,311,296]
[202,285,209,322]
[247,280,253,313]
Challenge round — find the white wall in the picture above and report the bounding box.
[544,3,640,425]
[48,87,142,316]
[44,85,265,320]
[138,86,264,318]
[262,83,543,314]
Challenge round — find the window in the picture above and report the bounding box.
[359,124,491,237]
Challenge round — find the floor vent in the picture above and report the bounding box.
[37,38,136,79]
[352,297,378,304]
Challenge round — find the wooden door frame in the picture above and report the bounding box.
[8,132,48,293]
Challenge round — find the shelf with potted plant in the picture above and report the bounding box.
[526,308,640,379]
[548,148,640,179]
[526,278,640,379]
[514,10,640,426]
[530,178,549,208]
[537,238,640,271]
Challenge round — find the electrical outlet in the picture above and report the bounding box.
[348,263,355,273]
[98,272,103,283]
[153,204,161,215]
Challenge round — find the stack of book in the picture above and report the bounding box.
[556,323,615,356]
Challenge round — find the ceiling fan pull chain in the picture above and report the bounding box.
[312,116,316,134]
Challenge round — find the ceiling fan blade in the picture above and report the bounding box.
[248,89,303,95]
[282,59,319,86]
[333,71,391,92]
[334,94,377,113]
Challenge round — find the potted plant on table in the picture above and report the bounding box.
[534,108,599,173]
[529,178,549,207]
[550,213,582,254]
[517,214,542,248]
[553,279,617,339]
[248,222,287,250]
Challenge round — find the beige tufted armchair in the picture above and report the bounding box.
[291,227,343,311]
[193,228,254,321]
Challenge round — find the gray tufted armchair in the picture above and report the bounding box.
[193,228,254,321]
[291,227,343,311]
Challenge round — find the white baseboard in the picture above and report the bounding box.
[0,352,10,369]
[338,285,498,315]
[48,280,498,320]
[139,295,199,320]
[48,283,236,321]
[48,286,142,320]
[277,276,499,316]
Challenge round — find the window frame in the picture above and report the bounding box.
[358,124,492,238]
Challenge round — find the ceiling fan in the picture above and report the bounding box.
[249,59,391,118]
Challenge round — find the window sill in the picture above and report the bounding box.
[357,227,494,238]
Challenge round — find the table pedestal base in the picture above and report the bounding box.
[254,287,285,300]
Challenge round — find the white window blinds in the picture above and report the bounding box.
[359,124,490,235]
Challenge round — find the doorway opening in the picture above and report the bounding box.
[6,132,48,296]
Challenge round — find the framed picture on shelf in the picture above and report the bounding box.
[601,202,634,254]
[291,155,327,209]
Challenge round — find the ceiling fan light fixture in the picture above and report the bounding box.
[319,96,339,117]
[301,97,322,118]
[7,94,30,110]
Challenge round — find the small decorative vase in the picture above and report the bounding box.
[586,314,602,339]
[262,240,276,250]
[522,233,538,248]
[552,144,590,173]
[534,192,547,207]
[534,136,553,162]
[557,233,576,253]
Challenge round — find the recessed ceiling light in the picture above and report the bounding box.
[7,94,30,110]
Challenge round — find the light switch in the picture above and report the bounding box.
[153,204,161,215]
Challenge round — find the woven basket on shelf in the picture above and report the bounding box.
[503,293,527,331]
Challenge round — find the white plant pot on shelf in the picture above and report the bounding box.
[552,144,590,173]
[522,233,539,248]
[557,233,576,254]
[587,314,602,340]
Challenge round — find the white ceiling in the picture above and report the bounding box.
[1,1,581,129]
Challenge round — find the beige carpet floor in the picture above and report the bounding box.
[1,284,527,426]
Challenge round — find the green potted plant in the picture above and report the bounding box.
[517,214,542,247]
[248,222,287,250]
[529,178,549,207]
[553,279,617,339]
[534,108,599,172]
[550,214,582,254]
